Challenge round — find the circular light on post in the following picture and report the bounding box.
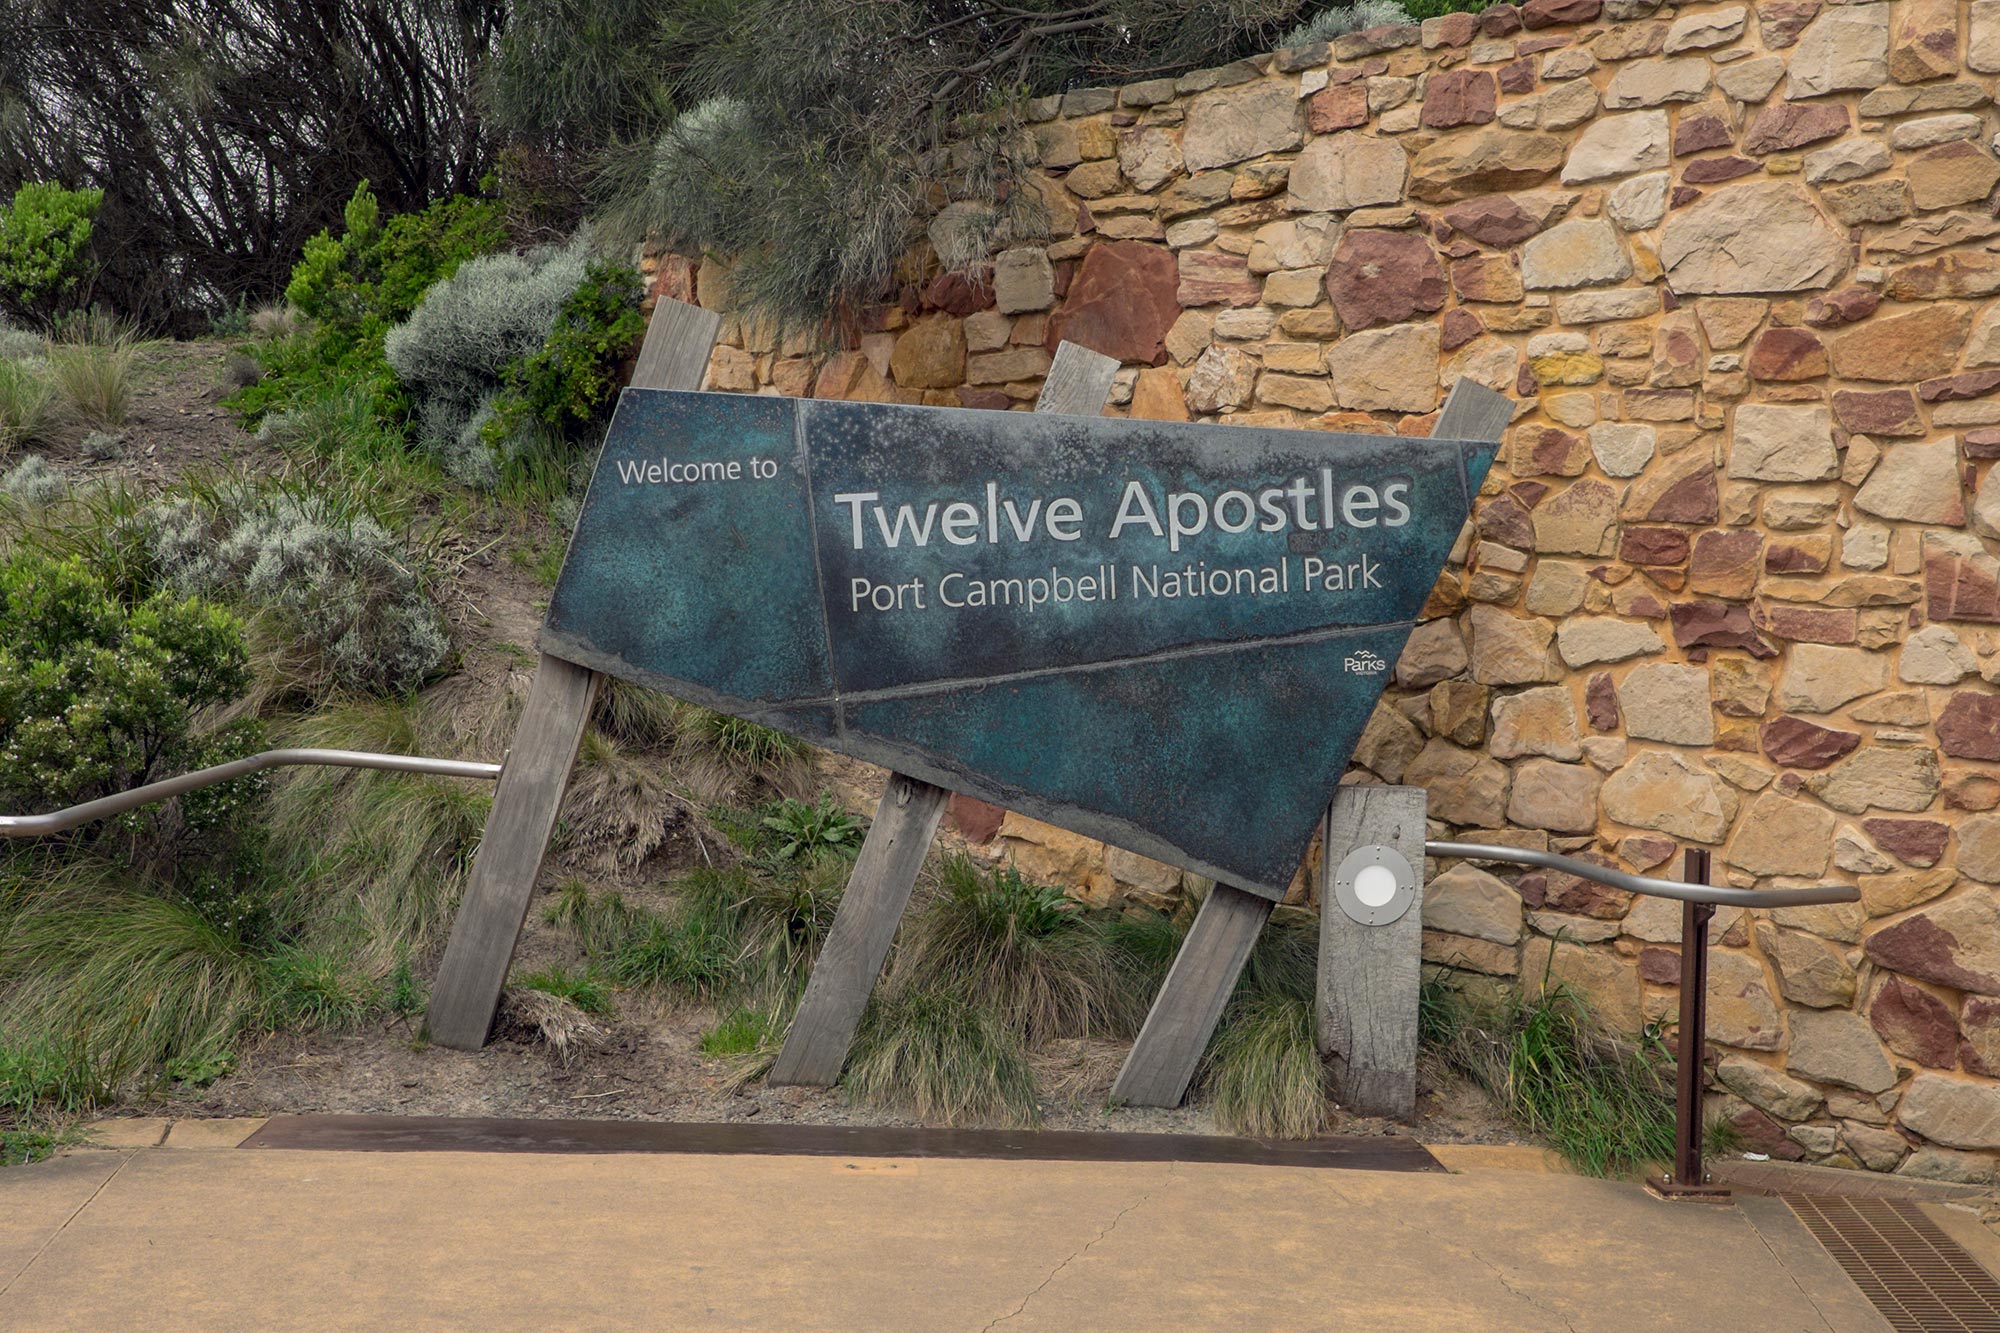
[1332,844,1416,927]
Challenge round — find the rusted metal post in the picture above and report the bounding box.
[1649,846,1730,1202]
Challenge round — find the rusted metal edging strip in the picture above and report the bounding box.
[0,749,503,839]
[1425,841,1861,908]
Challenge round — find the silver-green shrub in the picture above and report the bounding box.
[2,453,66,505]
[384,237,590,481]
[1280,1,1414,46]
[148,482,450,695]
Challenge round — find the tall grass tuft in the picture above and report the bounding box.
[1420,971,1676,1177]
[845,989,1041,1127]
[671,706,812,800]
[0,861,265,1086]
[0,359,55,451]
[1198,905,1328,1137]
[894,855,1145,1044]
[47,338,139,427]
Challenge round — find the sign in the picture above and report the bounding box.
[543,390,1497,900]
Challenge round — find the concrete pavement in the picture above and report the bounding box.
[1,1134,1898,1331]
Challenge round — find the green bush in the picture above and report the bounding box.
[845,989,1040,1127]
[487,260,645,439]
[0,552,255,822]
[0,184,101,327]
[146,477,451,696]
[230,181,507,442]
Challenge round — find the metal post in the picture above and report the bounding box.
[1649,847,1730,1202]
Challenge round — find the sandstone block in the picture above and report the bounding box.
[1505,758,1601,832]
[1561,110,1670,184]
[1788,1008,1897,1093]
[1468,604,1561,685]
[1775,644,1889,713]
[1705,947,1785,1049]
[1602,750,1733,841]
[1871,976,1963,1068]
[1658,183,1847,293]
[1619,663,1716,745]
[1325,230,1447,329]
[1405,738,1512,826]
[1323,321,1441,412]
[1286,132,1407,213]
[1532,478,1621,555]
[1181,81,1304,170]
[1757,921,1856,1008]
[1808,746,1943,815]
[1717,1054,1822,1120]
[1898,1075,2000,1150]
[1726,793,1836,877]
[1783,2,1891,98]
[1868,893,2000,994]
[1411,129,1566,201]
[1489,685,1583,760]
[1728,404,1838,481]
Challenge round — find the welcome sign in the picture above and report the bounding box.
[543,390,1498,900]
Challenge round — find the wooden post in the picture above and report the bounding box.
[425,298,723,1050]
[1111,884,1275,1108]
[1317,786,1428,1120]
[768,340,1121,1086]
[1110,378,1512,1109]
[1311,380,1509,1118]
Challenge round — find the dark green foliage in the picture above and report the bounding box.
[488,260,646,440]
[519,965,614,1016]
[0,1128,64,1166]
[894,856,1146,1044]
[260,947,374,1030]
[0,183,101,327]
[1393,0,1495,18]
[758,794,865,863]
[0,551,259,842]
[1420,972,1678,1177]
[845,989,1040,1127]
[609,895,741,999]
[0,1034,108,1117]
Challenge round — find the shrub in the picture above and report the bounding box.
[1279,0,1414,44]
[230,182,507,446]
[0,360,56,451]
[383,238,590,473]
[891,856,1146,1044]
[0,184,101,327]
[485,259,645,440]
[81,430,125,461]
[0,551,253,820]
[845,989,1040,1127]
[147,478,451,696]
[2,455,67,506]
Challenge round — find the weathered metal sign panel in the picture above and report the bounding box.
[543,389,1496,900]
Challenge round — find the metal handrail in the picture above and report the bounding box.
[1426,841,1861,908]
[0,749,504,839]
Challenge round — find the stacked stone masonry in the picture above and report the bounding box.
[646,0,2000,1180]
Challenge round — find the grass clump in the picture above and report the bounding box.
[894,856,1144,1046]
[1421,971,1676,1178]
[700,1007,778,1056]
[1197,904,1327,1139]
[0,357,55,451]
[845,989,1040,1128]
[46,335,138,427]
[519,966,612,1017]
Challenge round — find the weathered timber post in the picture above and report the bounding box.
[1316,786,1428,1120]
[425,299,723,1051]
[766,341,1121,1087]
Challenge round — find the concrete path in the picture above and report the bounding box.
[0,1133,1898,1331]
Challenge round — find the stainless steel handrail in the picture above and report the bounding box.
[1426,841,1860,908]
[0,749,504,839]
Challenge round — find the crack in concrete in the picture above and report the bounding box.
[0,1150,133,1302]
[982,1163,1175,1331]
[1324,1178,1581,1333]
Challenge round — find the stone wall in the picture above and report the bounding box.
[646,0,2000,1179]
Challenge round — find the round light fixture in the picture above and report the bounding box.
[1332,844,1417,926]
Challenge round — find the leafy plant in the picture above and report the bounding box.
[0,551,256,829]
[845,989,1040,1127]
[759,794,865,862]
[486,259,645,440]
[0,183,101,327]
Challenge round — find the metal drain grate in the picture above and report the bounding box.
[1786,1194,2000,1333]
